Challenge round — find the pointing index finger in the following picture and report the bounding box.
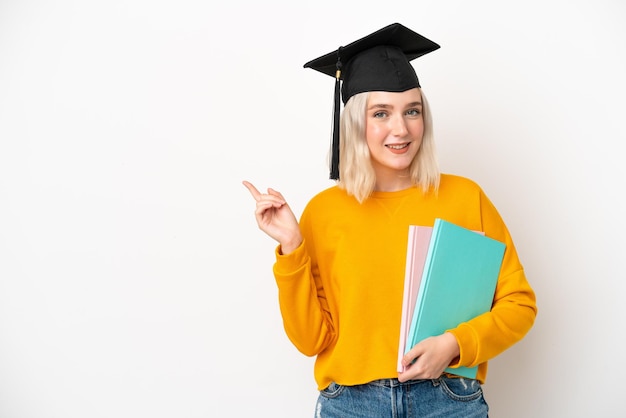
[242,180,262,201]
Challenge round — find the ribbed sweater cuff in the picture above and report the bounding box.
[273,240,308,278]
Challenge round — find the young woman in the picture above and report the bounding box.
[243,23,537,418]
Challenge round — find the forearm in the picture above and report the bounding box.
[273,242,335,356]
[448,268,537,368]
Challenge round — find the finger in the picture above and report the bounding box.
[255,199,285,213]
[401,355,417,369]
[402,345,422,367]
[397,370,411,383]
[242,180,262,201]
[256,193,286,206]
[267,187,286,202]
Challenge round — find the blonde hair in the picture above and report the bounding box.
[336,89,440,203]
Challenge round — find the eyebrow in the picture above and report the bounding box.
[367,101,423,110]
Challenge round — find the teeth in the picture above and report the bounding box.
[387,144,408,150]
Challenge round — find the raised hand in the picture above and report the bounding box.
[242,181,303,254]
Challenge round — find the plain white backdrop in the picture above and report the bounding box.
[1,0,625,417]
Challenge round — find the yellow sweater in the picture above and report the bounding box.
[273,174,537,390]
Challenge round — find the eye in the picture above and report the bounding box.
[406,108,422,117]
[373,111,388,118]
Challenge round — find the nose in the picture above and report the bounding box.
[390,115,408,137]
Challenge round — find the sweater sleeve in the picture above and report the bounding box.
[447,188,537,371]
[272,240,336,357]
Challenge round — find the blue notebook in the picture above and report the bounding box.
[405,218,506,378]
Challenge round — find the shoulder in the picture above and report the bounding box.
[439,173,485,196]
[306,185,351,206]
[437,174,506,232]
[300,185,357,222]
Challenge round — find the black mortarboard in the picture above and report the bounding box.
[303,23,440,180]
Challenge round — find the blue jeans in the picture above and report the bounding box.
[315,377,488,417]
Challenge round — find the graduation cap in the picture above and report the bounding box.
[303,23,440,180]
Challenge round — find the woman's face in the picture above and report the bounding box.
[365,88,424,178]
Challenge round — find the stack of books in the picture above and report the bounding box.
[397,218,506,378]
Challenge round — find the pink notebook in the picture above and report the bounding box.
[397,225,432,372]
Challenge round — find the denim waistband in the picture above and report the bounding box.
[368,378,433,388]
[367,374,464,388]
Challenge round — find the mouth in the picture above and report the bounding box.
[386,143,410,150]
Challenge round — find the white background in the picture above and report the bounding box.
[1,0,624,417]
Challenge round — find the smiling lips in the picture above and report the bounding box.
[386,142,411,153]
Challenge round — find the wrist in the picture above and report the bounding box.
[444,332,461,364]
[279,236,302,255]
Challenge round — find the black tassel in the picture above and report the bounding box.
[330,50,342,180]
